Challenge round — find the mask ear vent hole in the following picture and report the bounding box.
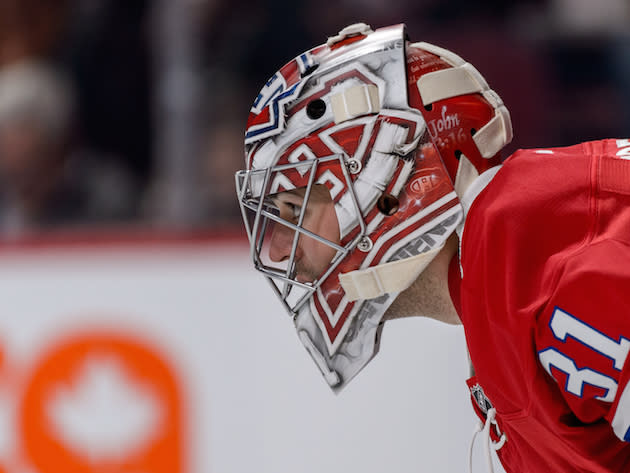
[377,193,399,216]
[306,99,326,119]
[454,149,463,161]
[424,103,433,112]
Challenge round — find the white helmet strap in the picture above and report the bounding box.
[330,83,380,124]
[338,243,444,301]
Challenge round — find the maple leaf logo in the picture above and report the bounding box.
[47,355,164,461]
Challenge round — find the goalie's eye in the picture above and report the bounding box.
[268,196,303,222]
[286,202,302,220]
[275,201,301,221]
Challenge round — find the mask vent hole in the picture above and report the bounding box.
[454,149,463,161]
[424,103,433,112]
[470,128,477,136]
[306,99,326,119]
[377,193,399,216]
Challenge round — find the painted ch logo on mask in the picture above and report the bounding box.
[0,330,184,473]
[409,168,441,196]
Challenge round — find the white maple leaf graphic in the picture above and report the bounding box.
[47,355,164,462]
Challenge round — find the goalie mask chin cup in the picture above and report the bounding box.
[235,23,512,392]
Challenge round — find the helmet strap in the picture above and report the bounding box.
[454,153,480,197]
[338,243,445,301]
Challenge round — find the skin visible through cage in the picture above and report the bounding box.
[268,184,340,283]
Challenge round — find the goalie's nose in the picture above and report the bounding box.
[268,222,296,263]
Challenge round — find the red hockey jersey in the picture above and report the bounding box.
[453,139,630,472]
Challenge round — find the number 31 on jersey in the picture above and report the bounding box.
[538,306,630,441]
[538,307,629,402]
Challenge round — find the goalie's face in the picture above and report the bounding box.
[268,185,340,283]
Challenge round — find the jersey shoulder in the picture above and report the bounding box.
[513,138,630,161]
[463,137,630,270]
[460,141,594,293]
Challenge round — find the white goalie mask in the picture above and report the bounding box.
[235,23,511,391]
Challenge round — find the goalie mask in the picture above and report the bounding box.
[235,23,512,392]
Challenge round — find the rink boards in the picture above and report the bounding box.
[0,235,502,473]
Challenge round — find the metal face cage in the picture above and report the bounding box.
[235,153,366,317]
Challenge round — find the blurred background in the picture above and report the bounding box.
[0,0,628,239]
[0,2,629,473]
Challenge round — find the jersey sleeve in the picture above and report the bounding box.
[535,239,630,442]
